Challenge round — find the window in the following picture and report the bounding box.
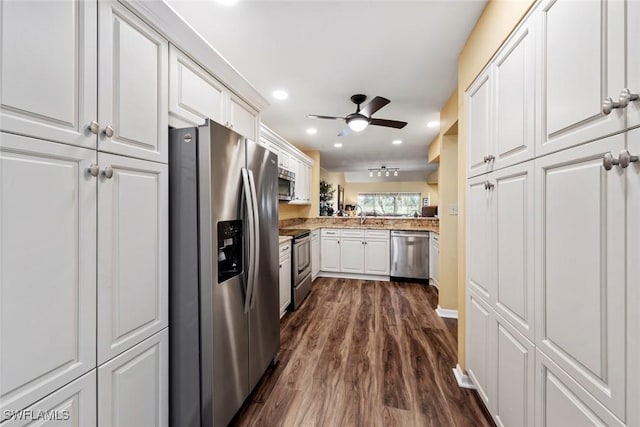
[356,192,421,216]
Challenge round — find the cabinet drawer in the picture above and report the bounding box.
[341,229,364,238]
[321,229,340,237]
[311,230,320,239]
[365,229,389,239]
[279,242,291,255]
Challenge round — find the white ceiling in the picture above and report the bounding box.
[166,0,486,180]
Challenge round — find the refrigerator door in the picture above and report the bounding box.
[198,121,250,427]
[246,139,280,390]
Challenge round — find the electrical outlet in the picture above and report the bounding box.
[448,204,458,215]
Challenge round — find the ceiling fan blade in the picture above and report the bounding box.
[307,114,344,120]
[360,96,390,117]
[337,128,350,137]
[369,118,408,129]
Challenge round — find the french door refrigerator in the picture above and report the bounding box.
[169,120,279,427]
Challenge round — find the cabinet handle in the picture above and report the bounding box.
[89,121,100,135]
[602,97,623,115]
[483,181,495,190]
[103,125,114,138]
[279,264,282,268]
[619,149,639,168]
[618,88,639,108]
[483,154,495,163]
[103,166,114,179]
[88,163,100,177]
[603,152,620,171]
[337,240,340,244]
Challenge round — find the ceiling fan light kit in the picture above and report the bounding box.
[346,115,369,132]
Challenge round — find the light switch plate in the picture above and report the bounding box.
[448,204,458,215]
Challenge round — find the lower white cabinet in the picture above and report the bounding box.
[311,230,320,280]
[364,230,390,275]
[0,134,97,415]
[97,153,168,364]
[98,329,168,427]
[340,233,365,274]
[319,228,390,277]
[2,370,96,426]
[278,242,292,317]
[320,230,340,272]
[466,290,494,411]
[429,232,439,286]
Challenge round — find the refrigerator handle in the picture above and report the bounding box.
[247,169,260,309]
[241,168,256,314]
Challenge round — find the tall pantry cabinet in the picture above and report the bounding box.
[1,1,168,425]
[466,1,639,426]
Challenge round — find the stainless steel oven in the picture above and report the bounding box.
[279,228,312,309]
[278,168,295,201]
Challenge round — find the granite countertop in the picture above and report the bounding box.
[279,216,439,233]
[278,236,292,245]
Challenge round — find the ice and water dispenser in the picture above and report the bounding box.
[217,220,243,283]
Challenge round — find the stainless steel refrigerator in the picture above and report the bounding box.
[169,120,280,427]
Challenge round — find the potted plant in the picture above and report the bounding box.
[319,180,335,216]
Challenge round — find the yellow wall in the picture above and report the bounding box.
[344,181,438,207]
[278,150,320,220]
[319,168,346,211]
[456,0,535,370]
[438,134,458,310]
[428,134,441,163]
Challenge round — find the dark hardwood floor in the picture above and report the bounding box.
[231,278,494,427]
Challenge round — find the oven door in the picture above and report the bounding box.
[293,236,311,284]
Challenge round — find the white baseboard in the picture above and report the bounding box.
[317,271,389,282]
[453,364,476,389]
[436,305,458,319]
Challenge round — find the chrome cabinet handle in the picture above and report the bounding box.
[484,181,495,190]
[603,97,622,115]
[619,149,639,168]
[103,125,114,138]
[103,166,114,179]
[618,88,639,108]
[483,154,495,163]
[603,153,619,171]
[89,121,100,135]
[88,163,100,177]
[337,240,340,244]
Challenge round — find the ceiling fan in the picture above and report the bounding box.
[308,94,408,136]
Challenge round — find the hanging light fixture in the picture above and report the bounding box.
[367,165,400,178]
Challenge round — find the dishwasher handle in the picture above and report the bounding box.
[390,231,430,238]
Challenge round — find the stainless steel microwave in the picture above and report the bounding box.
[278,168,295,201]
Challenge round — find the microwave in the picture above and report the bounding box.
[278,168,295,201]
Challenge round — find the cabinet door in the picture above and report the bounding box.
[341,238,365,274]
[537,0,625,156]
[279,254,292,317]
[467,174,495,301]
[364,239,390,275]
[98,329,168,427]
[320,237,340,272]
[2,370,96,426]
[0,0,97,149]
[492,16,535,171]
[97,153,168,364]
[296,161,307,202]
[494,314,534,427]
[311,235,320,279]
[534,135,626,419]
[228,93,258,140]
[98,1,168,163]
[168,45,225,127]
[466,290,495,412]
[627,2,640,128]
[493,161,535,341]
[467,70,492,178]
[0,134,96,414]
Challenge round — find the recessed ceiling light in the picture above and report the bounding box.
[216,0,239,5]
[272,90,288,100]
[334,143,343,148]
[427,121,440,128]
[306,128,317,135]
[392,140,403,145]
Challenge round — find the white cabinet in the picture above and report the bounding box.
[98,1,168,163]
[537,0,625,156]
[97,153,169,364]
[278,242,292,318]
[320,230,340,272]
[628,129,640,427]
[429,232,439,286]
[0,0,97,149]
[467,70,493,178]
[340,238,365,274]
[466,174,495,300]
[227,93,258,140]
[2,370,96,426]
[466,289,494,411]
[98,330,168,427]
[364,230,390,275]
[291,160,312,204]
[311,230,320,280]
[0,134,97,415]
[534,135,626,419]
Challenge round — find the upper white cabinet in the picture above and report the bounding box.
[534,135,626,420]
[537,0,625,156]
[0,134,96,415]
[227,93,259,140]
[97,153,168,364]
[98,1,168,163]
[467,70,493,178]
[626,2,640,129]
[0,0,97,149]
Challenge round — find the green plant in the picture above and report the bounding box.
[319,180,335,215]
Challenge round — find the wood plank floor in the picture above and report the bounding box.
[230,278,494,427]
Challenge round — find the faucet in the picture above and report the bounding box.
[354,205,366,225]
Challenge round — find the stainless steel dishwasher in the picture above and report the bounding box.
[390,230,430,281]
